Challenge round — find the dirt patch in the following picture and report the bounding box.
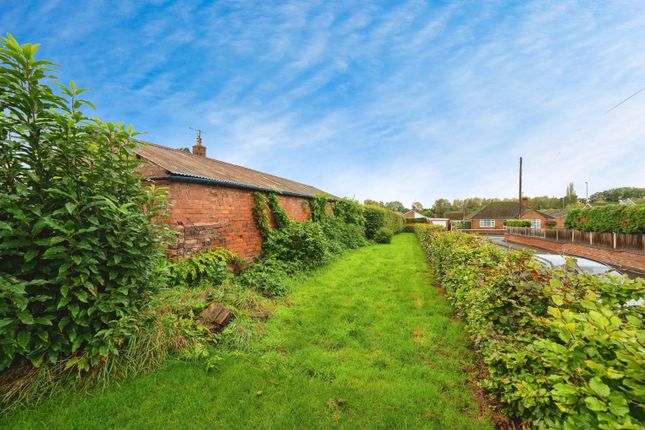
[462,359,522,430]
[413,296,423,308]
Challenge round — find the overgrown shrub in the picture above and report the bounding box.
[236,258,291,297]
[364,205,404,238]
[262,221,331,270]
[415,229,645,429]
[566,204,645,233]
[504,219,531,227]
[169,249,238,289]
[373,227,393,244]
[330,198,365,226]
[322,218,367,250]
[405,218,428,224]
[0,35,169,372]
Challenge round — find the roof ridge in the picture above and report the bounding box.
[135,140,329,198]
[137,140,321,191]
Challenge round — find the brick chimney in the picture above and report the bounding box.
[520,197,529,211]
[192,135,206,157]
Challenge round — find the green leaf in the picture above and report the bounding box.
[17,331,30,349]
[0,318,15,330]
[24,249,39,262]
[65,202,77,215]
[42,245,67,259]
[584,396,607,412]
[589,377,610,398]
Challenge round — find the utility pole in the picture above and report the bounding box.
[518,156,523,219]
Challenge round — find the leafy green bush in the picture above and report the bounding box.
[415,229,645,429]
[0,35,169,372]
[330,199,365,226]
[504,220,531,227]
[320,218,368,252]
[565,204,645,233]
[262,221,331,270]
[169,249,237,289]
[236,258,291,297]
[374,227,393,244]
[405,218,428,224]
[364,205,405,238]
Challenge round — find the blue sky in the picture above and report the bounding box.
[3,1,644,206]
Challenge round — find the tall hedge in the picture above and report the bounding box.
[0,35,169,371]
[415,229,645,429]
[363,205,404,239]
[565,205,645,233]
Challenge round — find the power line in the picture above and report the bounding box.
[605,87,645,113]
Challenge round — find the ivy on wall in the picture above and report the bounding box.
[267,193,290,229]
[309,194,329,222]
[252,192,271,239]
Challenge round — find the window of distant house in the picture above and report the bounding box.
[531,219,541,228]
[480,219,495,228]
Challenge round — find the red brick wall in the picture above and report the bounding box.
[471,219,506,229]
[505,234,645,274]
[520,209,548,227]
[163,182,310,259]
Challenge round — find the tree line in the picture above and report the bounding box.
[364,186,643,218]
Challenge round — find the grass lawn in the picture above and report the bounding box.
[2,234,492,429]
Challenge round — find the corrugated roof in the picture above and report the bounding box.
[135,141,328,198]
[539,208,569,219]
[465,201,522,220]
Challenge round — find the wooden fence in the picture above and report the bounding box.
[506,227,645,254]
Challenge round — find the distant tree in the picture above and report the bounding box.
[363,199,383,207]
[411,201,424,212]
[431,198,451,217]
[589,187,645,203]
[564,183,578,205]
[385,201,407,213]
[528,196,562,209]
[421,209,434,217]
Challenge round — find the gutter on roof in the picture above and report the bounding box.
[149,175,319,199]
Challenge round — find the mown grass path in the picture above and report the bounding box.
[3,234,492,429]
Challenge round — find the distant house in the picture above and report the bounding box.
[402,210,427,219]
[465,201,520,229]
[465,199,568,230]
[135,139,329,259]
[538,208,569,228]
[426,218,450,228]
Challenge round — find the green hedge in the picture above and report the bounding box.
[405,218,428,224]
[415,229,644,429]
[504,220,531,227]
[565,205,645,233]
[364,205,404,239]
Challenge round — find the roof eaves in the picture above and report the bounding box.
[151,174,319,199]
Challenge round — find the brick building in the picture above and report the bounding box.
[135,139,328,259]
[465,199,565,230]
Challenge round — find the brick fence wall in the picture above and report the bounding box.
[505,234,645,274]
[163,181,310,259]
